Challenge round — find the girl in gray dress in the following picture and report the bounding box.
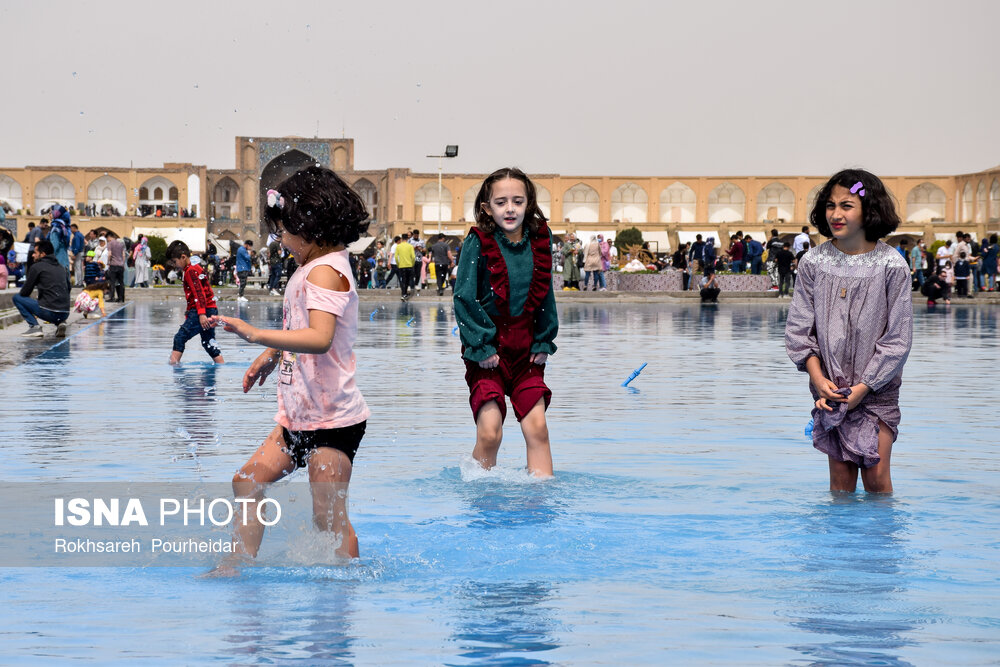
[785,169,912,493]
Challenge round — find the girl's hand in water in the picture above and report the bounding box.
[218,316,257,343]
[478,354,500,369]
[530,352,547,365]
[243,349,279,392]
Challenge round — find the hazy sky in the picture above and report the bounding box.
[2,0,998,177]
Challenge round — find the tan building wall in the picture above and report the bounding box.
[2,137,998,253]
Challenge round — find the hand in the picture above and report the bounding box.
[243,349,279,393]
[478,354,500,369]
[218,315,257,343]
[845,383,870,411]
[198,314,214,330]
[530,352,548,365]
[809,375,844,409]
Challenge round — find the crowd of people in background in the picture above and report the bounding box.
[5,207,1000,314]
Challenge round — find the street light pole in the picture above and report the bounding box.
[426,145,458,237]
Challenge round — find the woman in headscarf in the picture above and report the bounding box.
[132,235,152,287]
[48,205,72,270]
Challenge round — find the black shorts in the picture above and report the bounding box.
[281,421,366,468]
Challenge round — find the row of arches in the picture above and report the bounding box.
[959,179,1000,223]
[412,179,1000,225]
[0,173,187,214]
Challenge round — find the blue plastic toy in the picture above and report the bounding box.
[369,309,378,321]
[452,326,459,336]
[804,418,814,437]
[621,362,648,387]
[406,317,416,327]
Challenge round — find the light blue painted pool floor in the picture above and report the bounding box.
[2,300,998,665]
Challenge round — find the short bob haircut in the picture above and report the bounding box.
[809,168,900,242]
[166,240,191,260]
[473,167,547,236]
[264,166,370,248]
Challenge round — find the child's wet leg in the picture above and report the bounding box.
[519,398,553,478]
[828,457,859,492]
[473,400,503,469]
[230,426,294,560]
[169,350,182,364]
[860,419,894,493]
[307,448,357,558]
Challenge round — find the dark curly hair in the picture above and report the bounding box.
[473,167,547,236]
[809,168,900,241]
[264,166,370,247]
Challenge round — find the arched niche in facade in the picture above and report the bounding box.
[756,182,794,222]
[805,184,824,219]
[353,178,377,221]
[991,179,1000,222]
[708,182,745,223]
[976,180,987,223]
[0,174,24,211]
[34,174,76,212]
[463,185,478,222]
[535,184,551,220]
[333,146,348,171]
[86,175,127,216]
[905,182,946,223]
[415,182,452,222]
[962,183,973,223]
[659,182,696,223]
[611,182,648,223]
[213,177,241,220]
[562,183,599,222]
[138,176,179,216]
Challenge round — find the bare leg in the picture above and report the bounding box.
[169,350,182,365]
[828,457,859,492]
[212,355,225,364]
[229,426,295,559]
[307,448,358,559]
[860,420,894,493]
[472,400,503,469]
[519,398,553,478]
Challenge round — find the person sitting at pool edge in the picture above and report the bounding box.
[14,239,71,338]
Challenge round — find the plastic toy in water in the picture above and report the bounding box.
[452,326,459,336]
[370,309,378,321]
[621,362,648,387]
[406,317,416,327]
[805,418,814,437]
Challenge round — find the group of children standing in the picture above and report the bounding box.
[174,164,911,573]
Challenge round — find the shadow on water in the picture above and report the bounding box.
[447,580,559,666]
[785,494,919,667]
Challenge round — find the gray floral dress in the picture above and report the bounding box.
[785,240,913,467]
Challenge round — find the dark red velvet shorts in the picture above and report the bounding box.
[464,354,551,423]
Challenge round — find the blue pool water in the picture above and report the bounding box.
[2,299,999,665]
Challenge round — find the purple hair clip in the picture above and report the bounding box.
[266,189,285,209]
[850,181,866,197]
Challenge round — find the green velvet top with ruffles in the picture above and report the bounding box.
[453,230,559,363]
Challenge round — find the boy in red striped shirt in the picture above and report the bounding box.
[167,240,225,365]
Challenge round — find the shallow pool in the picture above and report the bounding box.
[2,299,998,665]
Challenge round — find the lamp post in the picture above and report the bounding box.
[426,145,458,234]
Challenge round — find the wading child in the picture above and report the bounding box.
[166,241,224,365]
[213,166,371,570]
[785,168,912,493]
[454,167,558,477]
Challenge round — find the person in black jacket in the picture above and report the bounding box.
[13,239,71,337]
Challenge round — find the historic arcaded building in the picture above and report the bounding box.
[2,136,998,252]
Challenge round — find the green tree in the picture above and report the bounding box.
[146,234,168,266]
[614,227,643,254]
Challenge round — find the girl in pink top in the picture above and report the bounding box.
[212,166,371,572]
